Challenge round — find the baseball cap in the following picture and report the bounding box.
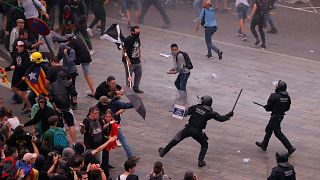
[99,96,111,104]
[23,153,37,162]
[17,41,24,47]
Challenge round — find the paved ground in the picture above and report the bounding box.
[106,0,320,61]
[1,2,320,179]
[2,23,320,179]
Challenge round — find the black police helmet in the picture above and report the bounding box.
[201,95,212,106]
[276,80,287,92]
[276,151,288,164]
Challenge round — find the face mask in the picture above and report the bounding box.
[132,33,140,38]
[171,52,177,56]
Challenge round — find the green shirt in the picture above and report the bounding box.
[43,127,66,149]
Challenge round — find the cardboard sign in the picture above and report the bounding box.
[172,104,186,120]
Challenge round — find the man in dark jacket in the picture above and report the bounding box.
[22,94,56,138]
[159,95,233,167]
[48,71,77,144]
[256,80,296,155]
[268,151,296,180]
[5,41,32,114]
[56,43,78,110]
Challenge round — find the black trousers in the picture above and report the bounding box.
[139,0,170,24]
[250,13,265,45]
[89,4,107,36]
[162,126,208,161]
[262,115,293,150]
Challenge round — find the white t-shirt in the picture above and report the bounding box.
[235,0,250,6]
[117,174,127,180]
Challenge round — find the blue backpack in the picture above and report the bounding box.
[49,128,69,148]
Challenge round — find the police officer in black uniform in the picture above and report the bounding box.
[268,151,296,180]
[256,80,296,155]
[158,95,233,167]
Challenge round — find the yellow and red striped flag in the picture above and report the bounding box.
[24,66,48,96]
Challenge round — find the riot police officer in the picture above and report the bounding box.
[158,95,233,167]
[268,151,296,180]
[256,80,296,155]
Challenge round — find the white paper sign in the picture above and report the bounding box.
[172,104,186,120]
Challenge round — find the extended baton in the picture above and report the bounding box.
[232,89,243,112]
[253,102,265,107]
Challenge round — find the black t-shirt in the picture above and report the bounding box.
[124,36,141,64]
[46,65,69,84]
[68,37,92,65]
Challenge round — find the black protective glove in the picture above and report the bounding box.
[226,111,234,117]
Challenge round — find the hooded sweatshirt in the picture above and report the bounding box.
[56,43,77,74]
[24,96,56,134]
[48,71,78,111]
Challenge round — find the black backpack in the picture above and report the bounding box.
[257,0,276,13]
[176,51,193,70]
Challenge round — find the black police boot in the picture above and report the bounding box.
[198,160,206,167]
[288,147,296,156]
[255,141,267,151]
[158,147,165,157]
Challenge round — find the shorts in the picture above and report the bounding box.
[81,63,90,75]
[60,109,75,126]
[236,3,249,19]
[123,0,141,10]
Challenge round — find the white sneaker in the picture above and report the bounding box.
[100,34,107,40]
[89,50,95,56]
[116,140,122,147]
[87,28,93,37]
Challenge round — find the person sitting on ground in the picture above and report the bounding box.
[95,76,124,100]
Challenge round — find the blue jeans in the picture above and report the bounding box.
[118,128,134,158]
[174,72,190,92]
[265,14,275,29]
[205,26,220,56]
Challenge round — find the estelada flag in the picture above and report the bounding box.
[24,66,48,96]
[102,24,125,50]
[106,123,120,151]
[0,67,10,85]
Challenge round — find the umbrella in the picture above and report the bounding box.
[123,86,146,120]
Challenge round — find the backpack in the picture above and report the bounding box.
[257,0,276,13]
[201,9,206,26]
[94,81,108,100]
[89,120,103,146]
[49,128,69,148]
[176,51,193,70]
